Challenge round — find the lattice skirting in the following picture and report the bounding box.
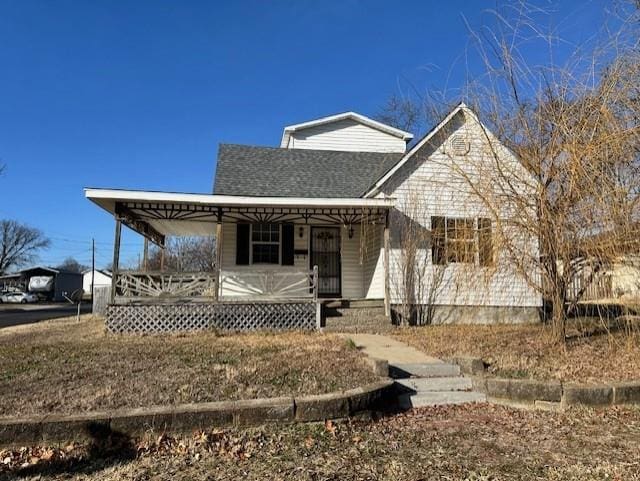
[106,302,319,334]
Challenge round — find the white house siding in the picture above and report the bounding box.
[340,226,364,298]
[220,222,369,299]
[361,223,384,299]
[378,110,541,316]
[287,119,407,153]
[220,223,310,298]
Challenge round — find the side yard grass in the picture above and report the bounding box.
[393,318,640,383]
[0,316,379,417]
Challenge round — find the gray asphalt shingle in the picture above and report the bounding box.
[213,144,403,198]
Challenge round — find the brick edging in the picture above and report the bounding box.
[447,356,640,409]
[0,380,395,448]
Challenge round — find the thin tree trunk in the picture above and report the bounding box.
[551,282,567,343]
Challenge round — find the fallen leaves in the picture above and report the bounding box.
[3,404,639,480]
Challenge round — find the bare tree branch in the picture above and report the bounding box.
[0,220,50,275]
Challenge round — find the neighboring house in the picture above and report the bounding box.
[86,104,542,331]
[82,269,112,298]
[0,266,82,302]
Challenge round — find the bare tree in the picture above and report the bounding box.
[453,2,640,341]
[390,189,448,326]
[0,220,50,275]
[376,94,423,134]
[56,257,87,273]
[147,236,216,272]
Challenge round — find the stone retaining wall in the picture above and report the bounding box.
[0,381,394,448]
[448,356,640,409]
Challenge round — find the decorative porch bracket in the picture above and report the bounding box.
[115,202,166,247]
[115,201,388,226]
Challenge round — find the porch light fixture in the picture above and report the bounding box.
[299,226,304,238]
[348,225,354,239]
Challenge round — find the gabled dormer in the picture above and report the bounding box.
[280,111,413,153]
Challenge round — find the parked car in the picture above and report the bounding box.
[0,290,38,304]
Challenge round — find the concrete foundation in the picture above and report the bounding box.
[393,304,541,325]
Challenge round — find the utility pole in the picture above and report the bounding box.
[91,238,95,307]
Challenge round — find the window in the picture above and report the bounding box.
[478,218,493,266]
[432,216,446,265]
[251,223,280,264]
[446,218,475,263]
[431,216,493,266]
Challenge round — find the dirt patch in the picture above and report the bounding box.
[1,404,639,480]
[393,319,640,383]
[0,316,379,417]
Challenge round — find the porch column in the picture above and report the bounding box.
[110,216,122,304]
[214,209,223,301]
[383,210,391,318]
[142,238,149,271]
[214,222,223,301]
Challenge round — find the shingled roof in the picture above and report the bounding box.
[213,144,403,198]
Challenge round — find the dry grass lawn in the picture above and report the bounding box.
[2,404,639,480]
[393,319,640,383]
[0,316,379,417]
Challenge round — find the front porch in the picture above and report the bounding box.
[86,189,393,332]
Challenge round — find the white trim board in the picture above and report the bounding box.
[85,188,395,213]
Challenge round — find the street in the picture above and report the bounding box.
[0,303,92,329]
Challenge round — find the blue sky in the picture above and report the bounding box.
[0,0,605,269]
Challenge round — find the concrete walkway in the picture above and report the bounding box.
[340,333,443,365]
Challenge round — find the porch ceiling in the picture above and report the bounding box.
[85,188,394,242]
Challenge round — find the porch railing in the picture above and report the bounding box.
[113,266,319,302]
[220,266,318,301]
[115,271,217,299]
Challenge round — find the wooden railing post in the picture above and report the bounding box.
[312,265,319,302]
[110,216,122,304]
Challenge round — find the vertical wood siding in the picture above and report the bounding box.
[288,119,407,153]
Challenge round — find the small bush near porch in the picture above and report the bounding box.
[0,317,380,417]
[393,318,640,383]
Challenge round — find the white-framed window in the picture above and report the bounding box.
[251,223,280,264]
[432,216,493,266]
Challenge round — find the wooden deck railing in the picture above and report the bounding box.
[113,266,319,302]
[566,272,613,302]
[115,271,218,299]
[220,266,318,301]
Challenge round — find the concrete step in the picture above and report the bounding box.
[398,391,487,409]
[322,299,385,310]
[390,363,460,379]
[395,376,472,393]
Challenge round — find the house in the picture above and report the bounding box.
[82,269,112,299]
[0,266,82,302]
[86,104,542,332]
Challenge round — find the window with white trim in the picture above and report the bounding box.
[251,223,280,264]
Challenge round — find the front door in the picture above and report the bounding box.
[310,227,341,297]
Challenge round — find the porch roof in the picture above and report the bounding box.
[85,188,394,243]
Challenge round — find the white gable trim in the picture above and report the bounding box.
[363,102,475,198]
[280,111,413,148]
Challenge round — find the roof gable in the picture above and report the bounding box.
[280,111,413,149]
[364,103,476,197]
